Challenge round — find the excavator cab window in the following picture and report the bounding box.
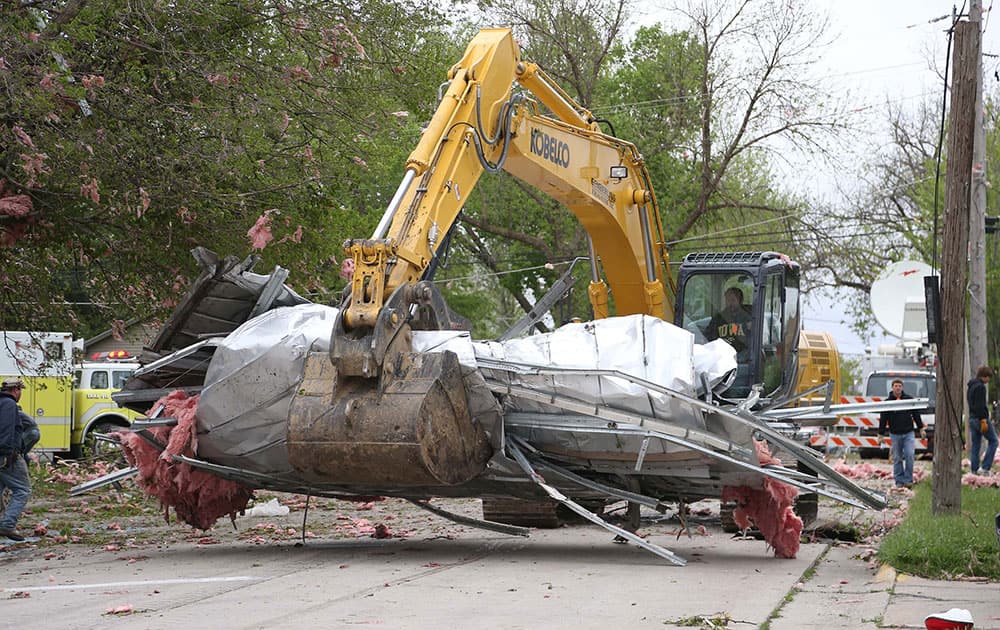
[676,257,800,402]
[760,272,784,394]
[678,272,756,396]
[780,272,800,395]
[761,266,800,398]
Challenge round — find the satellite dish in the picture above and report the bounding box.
[870,260,932,339]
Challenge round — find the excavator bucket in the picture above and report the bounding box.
[286,348,492,486]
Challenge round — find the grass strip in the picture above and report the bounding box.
[878,482,1000,580]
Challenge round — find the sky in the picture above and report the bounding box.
[632,1,999,356]
[800,1,998,355]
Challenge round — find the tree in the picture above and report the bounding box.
[0,1,455,336]
[982,92,1000,385]
[598,24,705,239]
[796,99,942,313]
[435,0,847,333]
[661,0,845,248]
[475,0,632,107]
[793,81,1000,346]
[839,354,862,395]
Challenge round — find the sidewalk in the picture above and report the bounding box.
[768,458,999,629]
[771,544,1000,629]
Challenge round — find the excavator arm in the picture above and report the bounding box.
[343,28,672,335]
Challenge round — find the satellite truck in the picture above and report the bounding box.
[856,261,937,458]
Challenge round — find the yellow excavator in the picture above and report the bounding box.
[106,28,891,563]
[341,28,670,331]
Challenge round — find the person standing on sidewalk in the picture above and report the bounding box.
[967,365,997,475]
[0,377,31,541]
[878,379,925,488]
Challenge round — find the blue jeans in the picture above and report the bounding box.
[0,457,31,530]
[969,418,998,473]
[891,431,916,486]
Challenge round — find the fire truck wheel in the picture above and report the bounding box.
[83,421,123,459]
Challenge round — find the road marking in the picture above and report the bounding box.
[5,576,266,592]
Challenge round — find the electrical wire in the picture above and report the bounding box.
[664,213,797,245]
[588,64,944,118]
[428,227,907,286]
[432,260,574,284]
[399,9,971,327]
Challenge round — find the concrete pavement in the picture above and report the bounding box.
[2,513,997,629]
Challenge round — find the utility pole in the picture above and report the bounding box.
[969,0,988,377]
[934,19,979,515]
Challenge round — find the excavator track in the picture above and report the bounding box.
[481,498,563,529]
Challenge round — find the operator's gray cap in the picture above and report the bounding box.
[1,378,25,389]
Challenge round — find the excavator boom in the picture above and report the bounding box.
[344,28,671,332]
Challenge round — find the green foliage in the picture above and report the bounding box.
[984,94,1000,372]
[599,24,704,243]
[447,14,806,325]
[599,19,807,261]
[0,1,454,335]
[1,1,842,343]
[878,483,1000,580]
[475,0,628,107]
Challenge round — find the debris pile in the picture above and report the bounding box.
[120,390,253,530]
[830,460,929,485]
[961,471,1000,487]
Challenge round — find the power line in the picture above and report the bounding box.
[665,213,797,245]
[589,67,945,117]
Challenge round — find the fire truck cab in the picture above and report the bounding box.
[71,352,143,457]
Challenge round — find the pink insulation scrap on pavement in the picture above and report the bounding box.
[119,390,254,530]
[721,439,803,559]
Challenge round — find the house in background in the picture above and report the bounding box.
[83,318,159,359]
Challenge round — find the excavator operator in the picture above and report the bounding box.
[705,286,752,354]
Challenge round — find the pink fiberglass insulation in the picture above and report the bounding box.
[120,390,254,530]
[721,439,802,558]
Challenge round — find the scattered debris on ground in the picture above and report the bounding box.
[0,455,957,560]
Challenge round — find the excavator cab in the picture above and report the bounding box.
[674,252,801,402]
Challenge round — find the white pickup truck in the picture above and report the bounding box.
[859,369,936,458]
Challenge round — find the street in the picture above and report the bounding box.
[2,509,827,629]
[4,461,999,629]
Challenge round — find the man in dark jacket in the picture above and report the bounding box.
[967,365,996,475]
[878,378,925,488]
[0,377,31,541]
